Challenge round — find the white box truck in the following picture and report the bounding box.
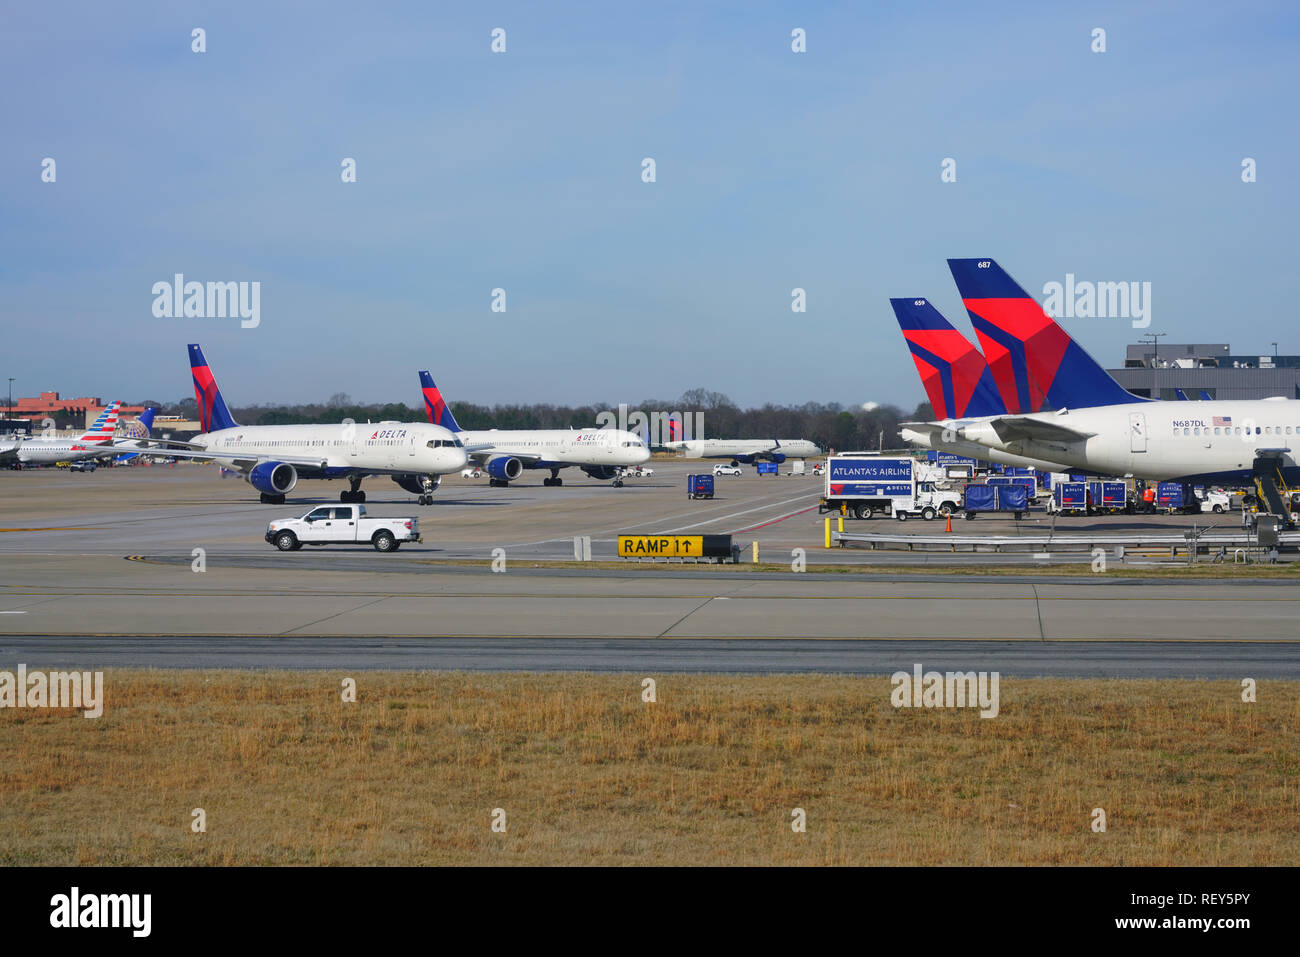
[819,455,962,521]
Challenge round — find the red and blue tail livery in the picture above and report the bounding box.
[188,344,239,433]
[890,298,1009,419]
[418,371,463,433]
[946,259,1144,410]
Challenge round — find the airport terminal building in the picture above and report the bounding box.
[1109,343,1300,401]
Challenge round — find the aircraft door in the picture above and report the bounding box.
[1129,413,1147,453]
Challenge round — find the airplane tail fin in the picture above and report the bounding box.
[125,407,156,439]
[418,371,462,432]
[946,259,1143,409]
[79,400,121,443]
[890,297,1010,418]
[188,344,239,433]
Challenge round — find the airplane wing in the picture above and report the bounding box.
[123,444,329,472]
[466,449,543,465]
[983,417,1095,444]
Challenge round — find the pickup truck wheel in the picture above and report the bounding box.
[372,530,396,552]
[274,531,298,551]
[939,502,955,515]
[1212,504,1224,513]
[921,507,937,522]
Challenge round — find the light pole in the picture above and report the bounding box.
[5,378,12,426]
[1142,332,1166,399]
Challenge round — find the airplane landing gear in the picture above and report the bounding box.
[341,477,366,503]
[543,470,564,487]
[259,492,285,505]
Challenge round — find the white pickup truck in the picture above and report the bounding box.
[265,504,420,552]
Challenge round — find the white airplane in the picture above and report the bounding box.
[663,430,822,467]
[136,346,467,504]
[0,401,123,466]
[905,260,1300,507]
[419,372,649,487]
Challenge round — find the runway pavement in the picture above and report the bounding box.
[1,463,1297,677]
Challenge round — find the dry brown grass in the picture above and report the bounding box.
[1,671,1296,865]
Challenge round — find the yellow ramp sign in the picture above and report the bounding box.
[618,534,733,559]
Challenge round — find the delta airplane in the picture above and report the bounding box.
[138,346,467,504]
[663,424,821,466]
[891,297,1073,473]
[904,259,1300,504]
[419,371,649,487]
[0,401,124,466]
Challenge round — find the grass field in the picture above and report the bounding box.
[2,672,1296,865]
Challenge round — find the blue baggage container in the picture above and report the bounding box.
[964,483,1028,517]
[1156,481,1194,510]
[687,474,714,499]
[1053,482,1087,511]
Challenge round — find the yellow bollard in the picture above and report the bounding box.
[752,540,759,563]
[838,514,844,534]
[824,517,832,548]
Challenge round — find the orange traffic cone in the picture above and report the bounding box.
[945,513,952,533]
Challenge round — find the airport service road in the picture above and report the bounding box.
[0,556,1298,677]
[4,636,1298,678]
[0,462,1256,568]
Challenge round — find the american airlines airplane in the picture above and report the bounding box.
[418,371,649,487]
[139,346,467,504]
[904,259,1300,509]
[0,401,124,466]
[663,427,822,466]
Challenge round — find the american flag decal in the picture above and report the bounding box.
[1213,416,1232,426]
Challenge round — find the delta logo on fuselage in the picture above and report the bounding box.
[370,429,409,440]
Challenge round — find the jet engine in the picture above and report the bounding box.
[486,456,523,481]
[247,462,298,495]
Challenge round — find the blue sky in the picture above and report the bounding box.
[2,1,1298,409]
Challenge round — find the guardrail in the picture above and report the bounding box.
[832,528,1300,559]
